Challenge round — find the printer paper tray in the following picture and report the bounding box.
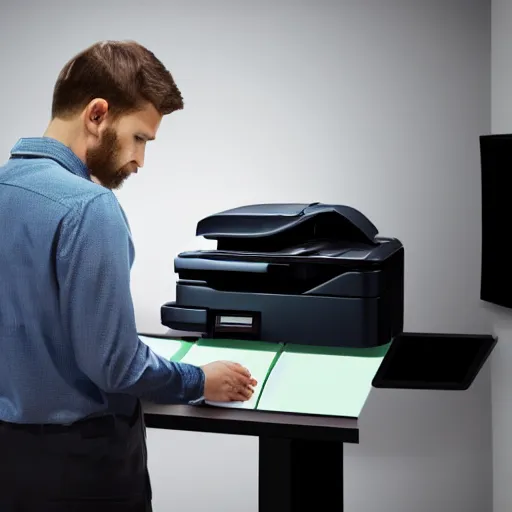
[176,249,379,267]
[176,236,402,267]
[188,241,366,258]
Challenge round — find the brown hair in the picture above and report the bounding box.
[51,40,184,119]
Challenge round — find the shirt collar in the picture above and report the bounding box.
[10,137,91,181]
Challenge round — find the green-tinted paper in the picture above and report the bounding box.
[139,335,193,362]
[257,342,391,418]
[179,338,283,409]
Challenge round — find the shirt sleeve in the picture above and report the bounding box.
[55,191,204,404]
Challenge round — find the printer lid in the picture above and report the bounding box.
[196,202,379,246]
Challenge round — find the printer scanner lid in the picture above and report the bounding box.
[178,202,401,265]
[196,202,378,245]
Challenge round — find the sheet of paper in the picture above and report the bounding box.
[139,335,186,361]
[179,338,282,409]
[257,343,390,418]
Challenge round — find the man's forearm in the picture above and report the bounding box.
[110,343,206,404]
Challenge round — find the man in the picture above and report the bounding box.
[0,40,256,511]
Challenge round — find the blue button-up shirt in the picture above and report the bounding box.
[0,137,204,424]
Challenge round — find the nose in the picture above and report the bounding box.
[135,147,145,169]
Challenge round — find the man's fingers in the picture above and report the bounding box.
[226,382,254,401]
[223,362,258,387]
[229,385,254,402]
[225,361,252,378]
[228,372,257,389]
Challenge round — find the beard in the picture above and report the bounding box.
[85,128,133,190]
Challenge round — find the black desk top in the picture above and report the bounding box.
[143,402,359,443]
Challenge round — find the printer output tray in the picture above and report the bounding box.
[173,239,403,296]
[175,237,402,266]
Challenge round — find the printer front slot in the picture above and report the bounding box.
[209,310,261,339]
[175,257,270,274]
[177,263,346,295]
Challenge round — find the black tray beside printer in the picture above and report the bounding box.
[161,202,404,349]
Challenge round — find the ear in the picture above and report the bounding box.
[83,98,109,137]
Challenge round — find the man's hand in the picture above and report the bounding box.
[201,361,258,402]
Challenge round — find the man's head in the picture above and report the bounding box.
[47,40,183,189]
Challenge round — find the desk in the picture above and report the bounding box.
[144,402,357,512]
[142,331,497,511]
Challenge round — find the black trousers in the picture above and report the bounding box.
[0,400,152,511]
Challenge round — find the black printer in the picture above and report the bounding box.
[161,202,404,348]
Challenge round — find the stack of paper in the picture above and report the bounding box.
[256,342,391,418]
[139,335,193,362]
[179,338,283,409]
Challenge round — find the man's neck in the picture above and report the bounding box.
[43,118,87,164]
[42,118,102,186]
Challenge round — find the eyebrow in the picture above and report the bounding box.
[138,133,156,141]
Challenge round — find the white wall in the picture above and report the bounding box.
[489,1,512,511]
[0,0,493,511]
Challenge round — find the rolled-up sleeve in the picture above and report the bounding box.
[55,191,204,404]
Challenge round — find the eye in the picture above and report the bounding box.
[135,135,145,142]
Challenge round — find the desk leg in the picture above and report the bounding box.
[258,437,344,512]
